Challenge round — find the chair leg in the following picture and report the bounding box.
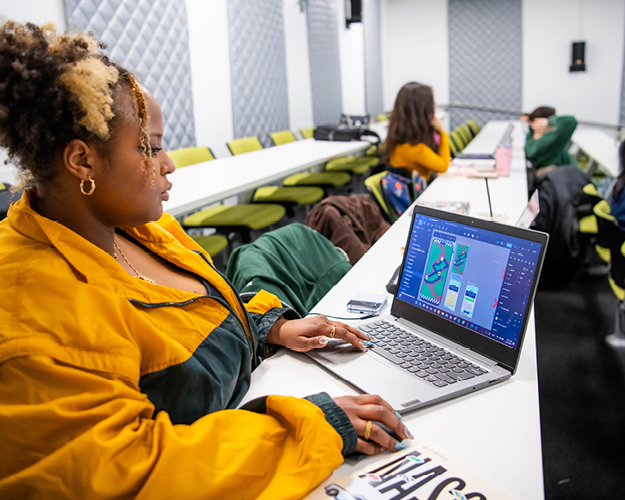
[606,300,625,348]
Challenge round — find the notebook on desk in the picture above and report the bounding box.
[307,205,548,413]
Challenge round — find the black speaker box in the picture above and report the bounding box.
[345,0,362,28]
[570,41,586,72]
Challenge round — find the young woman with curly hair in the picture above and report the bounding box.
[383,82,451,182]
[0,21,410,499]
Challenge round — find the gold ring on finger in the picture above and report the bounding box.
[329,325,336,339]
[364,420,373,441]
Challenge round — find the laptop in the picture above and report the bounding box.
[515,189,540,228]
[307,205,549,413]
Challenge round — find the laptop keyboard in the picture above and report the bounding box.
[358,320,488,388]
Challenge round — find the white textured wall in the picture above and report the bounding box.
[523,0,625,126]
[0,0,66,29]
[283,0,314,135]
[0,0,68,182]
[337,0,367,116]
[186,0,234,159]
[380,0,449,113]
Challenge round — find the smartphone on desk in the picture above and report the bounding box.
[347,293,388,315]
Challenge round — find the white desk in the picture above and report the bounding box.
[460,121,513,159]
[243,121,543,499]
[163,138,371,217]
[571,127,620,178]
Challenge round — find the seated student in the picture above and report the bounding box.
[521,106,578,170]
[609,141,625,229]
[0,22,410,499]
[383,82,451,182]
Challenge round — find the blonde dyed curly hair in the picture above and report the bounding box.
[0,21,154,188]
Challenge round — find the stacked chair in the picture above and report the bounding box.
[167,146,286,258]
[300,127,315,139]
[593,200,625,348]
[227,136,324,217]
[257,132,351,194]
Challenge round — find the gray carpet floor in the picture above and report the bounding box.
[535,261,625,499]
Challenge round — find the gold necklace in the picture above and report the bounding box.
[113,241,157,284]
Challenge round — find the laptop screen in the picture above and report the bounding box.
[392,206,548,371]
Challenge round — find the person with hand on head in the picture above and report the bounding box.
[383,82,451,182]
[0,21,411,500]
[521,106,578,171]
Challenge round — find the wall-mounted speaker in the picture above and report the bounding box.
[345,0,362,29]
[570,41,586,72]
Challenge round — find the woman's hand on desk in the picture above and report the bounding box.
[333,394,413,455]
[266,315,369,352]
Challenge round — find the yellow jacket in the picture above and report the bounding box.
[389,131,451,181]
[0,190,346,499]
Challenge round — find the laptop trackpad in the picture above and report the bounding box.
[309,342,435,409]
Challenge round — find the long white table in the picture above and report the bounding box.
[163,138,372,217]
[571,127,620,178]
[242,121,543,499]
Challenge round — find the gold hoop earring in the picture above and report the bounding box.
[80,178,95,196]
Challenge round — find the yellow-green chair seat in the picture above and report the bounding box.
[466,120,480,137]
[270,130,297,146]
[283,172,351,187]
[325,156,378,174]
[449,131,465,151]
[377,114,388,122]
[184,204,286,230]
[609,274,625,301]
[580,215,598,234]
[300,127,316,139]
[364,171,395,221]
[455,125,472,145]
[253,186,324,205]
[192,234,228,256]
[448,137,458,158]
[594,200,616,221]
[227,137,263,155]
[167,147,215,168]
[583,183,601,198]
[595,244,611,263]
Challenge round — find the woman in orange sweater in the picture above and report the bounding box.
[384,82,451,182]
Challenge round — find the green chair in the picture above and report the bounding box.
[448,137,458,158]
[227,136,323,216]
[466,120,480,137]
[283,171,351,189]
[174,145,286,245]
[449,130,465,152]
[192,234,228,256]
[592,200,625,348]
[227,137,264,155]
[325,156,378,175]
[364,171,397,223]
[593,200,615,263]
[455,125,472,146]
[184,204,286,244]
[270,130,297,146]
[225,223,352,316]
[167,146,215,168]
[300,127,316,139]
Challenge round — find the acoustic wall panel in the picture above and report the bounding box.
[307,0,343,126]
[227,0,289,148]
[621,11,625,126]
[448,0,523,128]
[64,0,196,151]
[364,0,384,118]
